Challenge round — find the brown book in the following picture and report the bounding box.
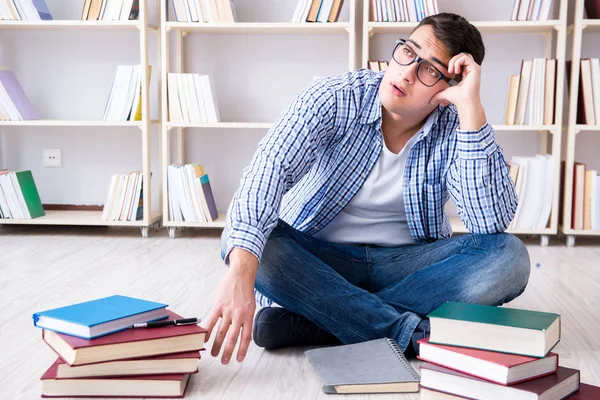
[306,0,322,22]
[505,74,520,125]
[41,359,194,398]
[585,0,600,19]
[86,0,103,21]
[42,311,206,366]
[515,60,533,125]
[54,351,201,379]
[544,59,557,125]
[584,169,597,230]
[420,363,580,400]
[368,61,380,71]
[569,383,600,399]
[328,0,344,22]
[81,0,92,20]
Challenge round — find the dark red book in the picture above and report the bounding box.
[420,363,580,400]
[417,338,558,385]
[568,383,600,399]
[585,0,600,19]
[41,359,194,398]
[43,310,206,366]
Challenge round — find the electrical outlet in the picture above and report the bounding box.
[43,149,62,168]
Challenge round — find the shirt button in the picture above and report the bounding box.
[361,173,367,178]
[338,201,344,206]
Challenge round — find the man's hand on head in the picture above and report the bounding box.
[430,52,487,131]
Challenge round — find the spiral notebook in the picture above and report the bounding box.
[305,338,420,394]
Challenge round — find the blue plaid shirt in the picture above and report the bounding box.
[225,69,517,264]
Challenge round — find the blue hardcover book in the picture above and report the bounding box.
[32,295,168,339]
[32,0,52,20]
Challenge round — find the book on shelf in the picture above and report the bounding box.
[103,64,151,122]
[420,363,580,400]
[509,154,553,230]
[369,0,438,23]
[571,162,600,231]
[292,0,345,23]
[510,0,555,21]
[566,58,600,125]
[367,60,389,72]
[52,350,201,379]
[41,360,194,398]
[0,0,52,20]
[169,0,236,23]
[42,310,207,366]
[0,169,45,220]
[167,164,219,223]
[81,0,140,21]
[32,295,168,339]
[167,73,220,124]
[504,58,556,126]
[0,70,38,121]
[585,0,600,19]
[417,338,559,386]
[101,170,145,221]
[305,337,419,394]
[427,302,561,358]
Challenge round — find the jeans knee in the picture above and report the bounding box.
[501,234,531,291]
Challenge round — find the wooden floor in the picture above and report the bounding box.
[1,225,599,399]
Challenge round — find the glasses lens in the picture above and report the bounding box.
[393,44,416,65]
[417,61,442,86]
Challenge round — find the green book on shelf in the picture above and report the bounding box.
[14,170,45,219]
[427,302,560,358]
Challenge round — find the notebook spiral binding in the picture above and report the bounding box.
[385,338,421,381]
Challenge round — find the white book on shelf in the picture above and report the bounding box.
[0,1,12,20]
[515,59,532,125]
[291,0,303,22]
[593,176,600,230]
[176,74,192,123]
[538,0,554,20]
[6,0,22,20]
[196,0,208,22]
[535,58,546,125]
[110,174,127,221]
[185,165,207,223]
[581,59,596,125]
[167,165,183,222]
[174,165,197,222]
[119,171,136,221]
[0,180,12,219]
[109,65,132,121]
[201,75,220,123]
[534,154,553,229]
[317,0,334,22]
[125,65,141,120]
[0,81,22,121]
[186,0,201,22]
[167,73,183,123]
[0,175,21,219]
[101,175,119,221]
[9,172,31,219]
[184,74,203,123]
[172,0,190,21]
[510,0,520,21]
[530,0,543,20]
[120,0,136,20]
[119,65,137,120]
[509,156,529,229]
[14,0,39,20]
[128,172,143,221]
[590,59,600,125]
[192,74,208,123]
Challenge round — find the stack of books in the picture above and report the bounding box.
[417,302,596,399]
[101,170,144,221]
[169,0,236,23]
[0,0,52,20]
[0,70,38,121]
[510,0,555,21]
[167,73,220,124]
[33,295,206,398]
[369,0,439,22]
[504,58,557,126]
[81,0,140,21]
[103,65,151,122]
[167,163,219,223]
[0,169,45,220]
[291,0,345,23]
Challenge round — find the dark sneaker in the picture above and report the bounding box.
[405,318,430,358]
[252,307,341,349]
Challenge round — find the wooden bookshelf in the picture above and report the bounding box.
[362,0,568,246]
[562,1,600,246]
[159,0,358,238]
[0,1,159,238]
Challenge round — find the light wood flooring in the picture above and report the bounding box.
[1,225,599,399]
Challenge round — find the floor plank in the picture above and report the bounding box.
[0,225,598,399]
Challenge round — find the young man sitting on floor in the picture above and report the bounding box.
[202,12,531,365]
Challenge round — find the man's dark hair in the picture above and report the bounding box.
[413,13,485,66]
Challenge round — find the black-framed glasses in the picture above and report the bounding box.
[391,39,460,87]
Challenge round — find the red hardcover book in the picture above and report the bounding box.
[41,359,194,398]
[417,338,558,385]
[43,310,206,366]
[420,363,580,400]
[54,351,201,378]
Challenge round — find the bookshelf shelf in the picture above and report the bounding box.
[368,20,562,35]
[0,20,156,31]
[165,122,272,129]
[562,1,600,246]
[450,217,554,236]
[492,124,557,132]
[0,210,161,227]
[0,1,159,237]
[165,21,351,34]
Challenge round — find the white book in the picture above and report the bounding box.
[185,165,206,223]
[0,81,22,121]
[186,0,200,22]
[0,1,12,20]
[534,154,553,229]
[167,165,183,222]
[119,171,138,221]
[111,65,134,121]
[176,74,192,123]
[7,0,22,20]
[535,58,546,125]
[590,59,600,125]
[406,0,417,22]
[175,165,197,222]
[128,172,143,221]
[103,67,122,121]
[120,0,136,20]
[9,172,31,219]
[0,174,24,219]
[184,74,203,123]
[509,157,529,229]
[124,65,141,121]
[539,0,554,20]
[172,0,190,21]
[593,176,600,230]
[196,0,208,22]
[291,0,302,22]
[101,175,119,221]
[510,0,520,21]
[110,174,127,221]
[15,0,39,20]
[201,75,220,123]
[167,73,184,123]
[0,176,13,219]
[530,0,543,20]
[192,74,208,123]
[581,59,596,125]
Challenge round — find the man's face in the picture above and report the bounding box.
[379,25,456,119]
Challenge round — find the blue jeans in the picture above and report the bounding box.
[221,219,531,352]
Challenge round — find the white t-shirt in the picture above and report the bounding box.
[314,113,436,246]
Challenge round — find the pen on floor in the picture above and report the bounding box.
[132,317,201,329]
